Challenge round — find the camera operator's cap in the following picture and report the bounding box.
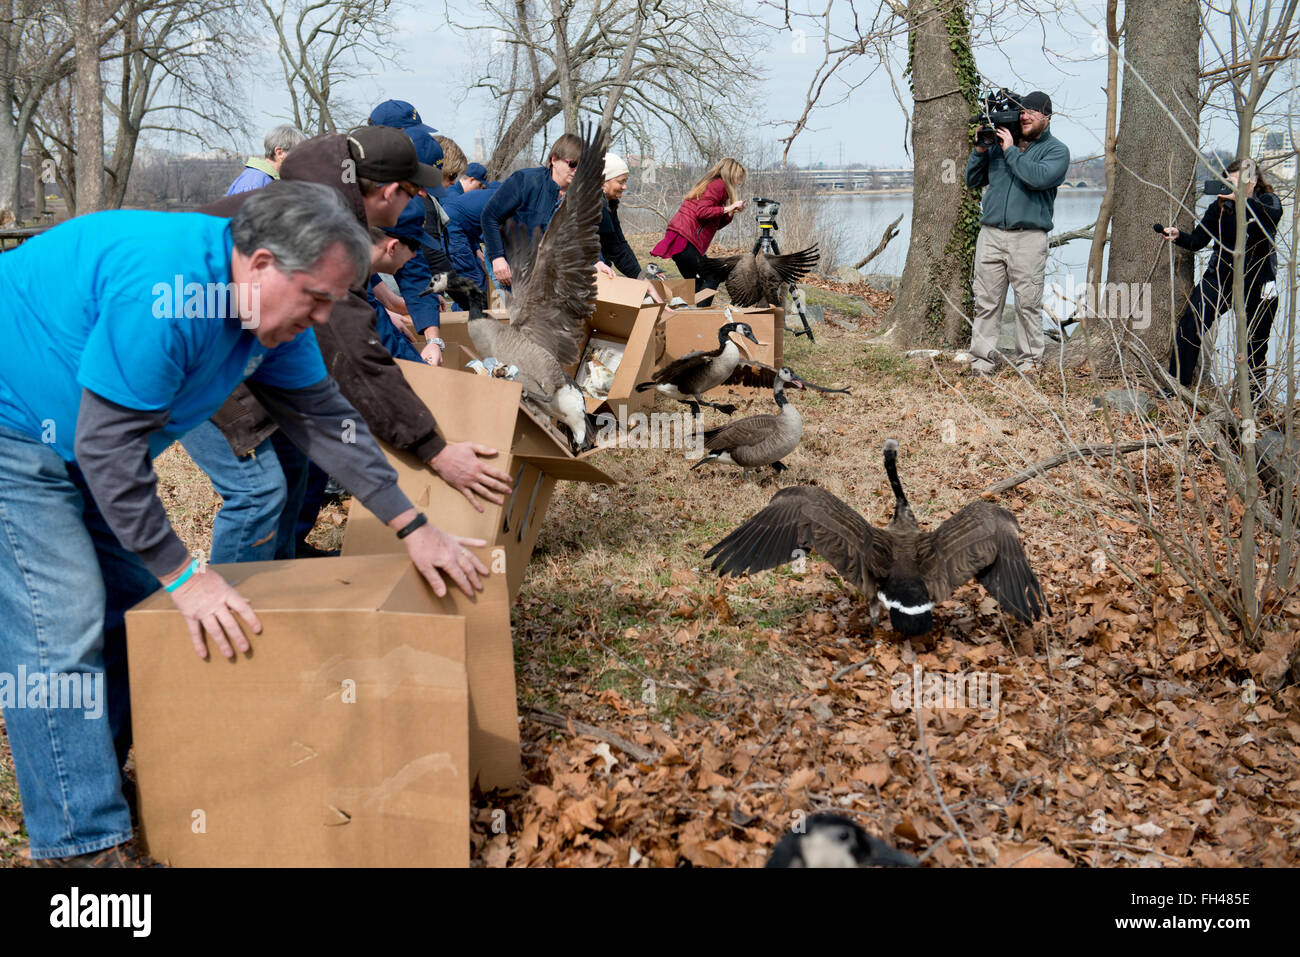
[368,99,438,134]
[603,152,630,182]
[464,162,488,182]
[382,196,441,250]
[346,125,442,190]
[1021,91,1052,115]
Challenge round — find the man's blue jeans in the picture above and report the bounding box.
[0,424,160,858]
[181,422,308,563]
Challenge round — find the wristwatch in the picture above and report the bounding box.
[427,336,446,349]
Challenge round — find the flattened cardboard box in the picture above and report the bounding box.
[125,554,511,866]
[342,358,617,605]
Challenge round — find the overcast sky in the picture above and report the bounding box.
[238,1,1274,169]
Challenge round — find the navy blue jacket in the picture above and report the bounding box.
[481,165,562,262]
[444,184,500,293]
[367,275,422,362]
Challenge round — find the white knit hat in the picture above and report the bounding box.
[603,152,630,182]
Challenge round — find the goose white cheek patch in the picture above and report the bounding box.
[877,592,934,616]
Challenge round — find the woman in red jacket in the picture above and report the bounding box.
[651,158,747,305]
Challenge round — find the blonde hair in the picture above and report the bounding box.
[685,157,747,205]
[434,135,467,181]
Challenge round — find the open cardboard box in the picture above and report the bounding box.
[648,276,698,306]
[124,553,514,866]
[342,357,617,602]
[436,277,662,419]
[656,305,785,397]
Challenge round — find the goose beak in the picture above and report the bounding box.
[788,372,807,389]
[743,329,762,345]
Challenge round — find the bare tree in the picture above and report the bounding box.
[259,0,401,135]
[1061,0,1201,375]
[448,0,767,177]
[873,0,981,348]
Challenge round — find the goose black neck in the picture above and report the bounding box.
[773,377,789,407]
[884,448,909,510]
[717,324,736,348]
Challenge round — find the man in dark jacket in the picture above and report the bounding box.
[184,126,513,566]
[964,91,1070,375]
[481,132,584,288]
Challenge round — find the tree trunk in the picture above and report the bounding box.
[875,0,980,348]
[0,125,19,226]
[549,0,578,135]
[1085,0,1119,295]
[73,0,105,215]
[1063,0,1199,374]
[600,8,644,133]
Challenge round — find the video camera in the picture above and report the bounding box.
[972,88,1023,147]
[753,197,781,231]
[1203,179,1234,197]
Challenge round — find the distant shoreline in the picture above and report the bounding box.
[814,186,1106,196]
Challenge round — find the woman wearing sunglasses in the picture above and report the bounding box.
[481,133,585,289]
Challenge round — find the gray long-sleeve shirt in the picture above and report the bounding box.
[74,378,413,579]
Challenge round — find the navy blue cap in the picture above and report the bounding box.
[464,162,488,182]
[382,196,440,249]
[406,128,443,170]
[369,99,437,132]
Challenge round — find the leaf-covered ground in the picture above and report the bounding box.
[2,260,1297,867]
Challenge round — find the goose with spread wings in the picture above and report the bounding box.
[427,122,608,451]
[706,439,1048,635]
[699,245,820,307]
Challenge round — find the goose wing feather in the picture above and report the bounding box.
[706,486,889,594]
[507,123,608,366]
[925,500,1048,622]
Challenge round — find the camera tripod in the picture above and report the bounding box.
[754,224,816,343]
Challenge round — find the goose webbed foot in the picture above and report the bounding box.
[771,461,789,474]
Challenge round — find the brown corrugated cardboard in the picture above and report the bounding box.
[341,358,617,603]
[125,554,488,866]
[658,306,785,392]
[648,276,696,306]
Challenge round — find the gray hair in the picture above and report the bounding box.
[264,124,306,158]
[230,181,369,287]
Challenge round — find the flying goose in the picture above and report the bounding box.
[421,122,608,451]
[699,245,820,308]
[766,814,919,868]
[691,366,805,474]
[705,439,1048,635]
[635,311,761,416]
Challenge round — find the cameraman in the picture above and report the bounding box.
[964,91,1070,375]
[1159,158,1282,400]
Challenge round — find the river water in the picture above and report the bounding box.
[823,189,1296,381]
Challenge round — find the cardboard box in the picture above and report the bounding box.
[125,554,502,866]
[658,306,785,393]
[342,358,617,602]
[648,276,697,306]
[436,279,662,419]
[585,275,663,417]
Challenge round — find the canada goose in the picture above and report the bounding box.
[691,366,805,474]
[420,122,608,452]
[699,245,820,307]
[635,311,760,416]
[766,814,919,868]
[705,439,1048,635]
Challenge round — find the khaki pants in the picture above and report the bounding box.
[969,226,1049,372]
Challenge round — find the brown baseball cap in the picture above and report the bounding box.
[346,125,442,189]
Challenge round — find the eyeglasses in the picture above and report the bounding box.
[557,158,579,169]
[397,181,424,198]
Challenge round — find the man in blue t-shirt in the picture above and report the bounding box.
[0,183,489,867]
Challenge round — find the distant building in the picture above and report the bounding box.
[1251,125,1296,183]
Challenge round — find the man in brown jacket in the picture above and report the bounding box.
[182,125,512,564]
